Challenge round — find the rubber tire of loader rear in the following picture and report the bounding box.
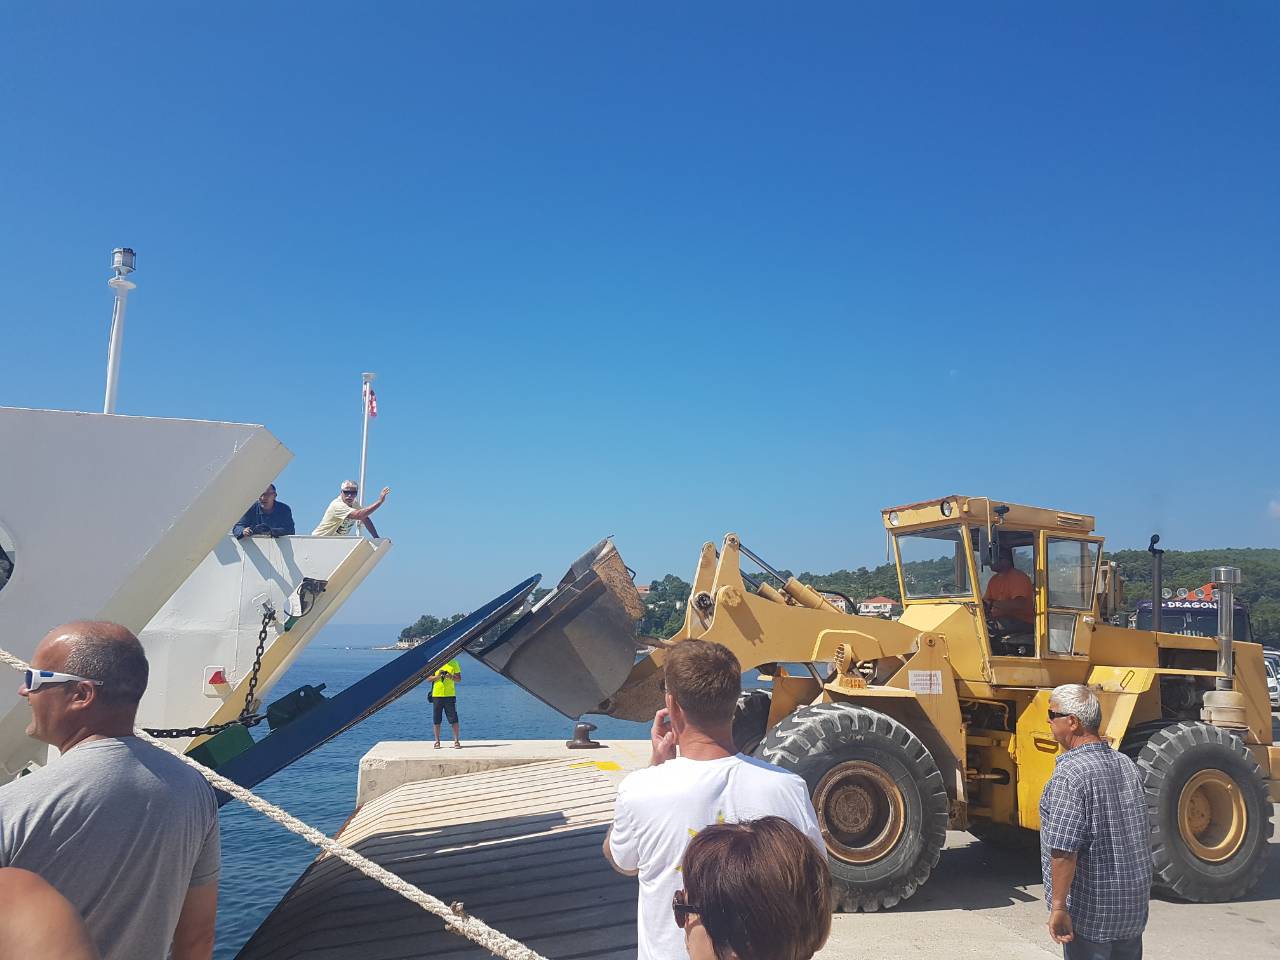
[756,702,949,912]
[732,690,772,755]
[1131,721,1273,902]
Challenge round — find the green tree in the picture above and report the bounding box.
[640,574,692,639]
[399,612,467,644]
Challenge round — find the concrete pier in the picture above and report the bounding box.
[356,739,652,806]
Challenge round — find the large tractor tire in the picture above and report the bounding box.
[1128,721,1273,902]
[756,703,949,911]
[731,690,772,754]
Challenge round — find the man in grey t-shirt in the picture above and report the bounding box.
[0,621,220,960]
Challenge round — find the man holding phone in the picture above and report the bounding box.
[428,659,462,749]
[602,640,823,960]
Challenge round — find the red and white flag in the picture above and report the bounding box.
[366,386,378,418]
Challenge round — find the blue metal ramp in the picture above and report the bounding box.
[208,575,540,802]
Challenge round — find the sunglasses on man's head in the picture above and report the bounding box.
[1047,709,1072,721]
[671,889,702,929]
[342,489,358,496]
[23,669,104,692]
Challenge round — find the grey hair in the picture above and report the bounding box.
[60,623,149,705]
[1049,683,1101,732]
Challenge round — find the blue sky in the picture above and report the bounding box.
[3,3,1277,626]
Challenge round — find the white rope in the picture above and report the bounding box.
[0,646,549,960]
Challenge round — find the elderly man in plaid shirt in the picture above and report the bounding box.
[1039,683,1153,959]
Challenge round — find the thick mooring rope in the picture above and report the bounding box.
[0,646,550,960]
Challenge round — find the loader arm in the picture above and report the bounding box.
[599,534,925,720]
[469,533,929,722]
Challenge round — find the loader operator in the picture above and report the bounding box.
[984,547,1034,632]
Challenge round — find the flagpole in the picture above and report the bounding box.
[358,371,376,502]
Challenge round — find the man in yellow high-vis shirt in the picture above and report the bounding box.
[429,659,462,749]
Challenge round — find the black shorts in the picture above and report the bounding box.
[432,696,458,725]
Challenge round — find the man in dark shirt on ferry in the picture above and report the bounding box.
[232,484,295,539]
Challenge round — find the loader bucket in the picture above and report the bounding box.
[467,538,649,719]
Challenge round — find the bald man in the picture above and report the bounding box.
[0,622,220,960]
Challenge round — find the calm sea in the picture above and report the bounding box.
[214,623,649,959]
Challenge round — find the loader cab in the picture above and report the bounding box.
[886,497,1102,685]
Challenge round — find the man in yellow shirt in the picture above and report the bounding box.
[429,659,462,749]
[985,548,1035,631]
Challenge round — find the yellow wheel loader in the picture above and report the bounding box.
[469,498,1277,911]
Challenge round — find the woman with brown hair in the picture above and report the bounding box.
[674,816,832,960]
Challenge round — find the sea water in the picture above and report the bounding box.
[214,624,649,959]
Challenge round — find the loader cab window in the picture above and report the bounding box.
[896,526,973,599]
[975,534,1034,595]
[981,531,1037,656]
[1043,536,1102,656]
[1045,538,1100,610]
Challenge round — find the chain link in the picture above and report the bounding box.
[143,609,275,740]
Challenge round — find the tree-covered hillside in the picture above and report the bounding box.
[633,547,1280,643]
[399,612,466,643]
[402,547,1280,645]
[1108,548,1280,643]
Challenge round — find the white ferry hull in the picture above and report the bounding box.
[139,533,391,753]
[0,406,290,778]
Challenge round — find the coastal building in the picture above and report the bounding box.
[858,595,899,618]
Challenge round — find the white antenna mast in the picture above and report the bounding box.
[103,247,136,414]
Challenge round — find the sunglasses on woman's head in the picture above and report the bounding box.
[672,889,702,929]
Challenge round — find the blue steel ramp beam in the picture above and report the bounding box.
[210,575,540,804]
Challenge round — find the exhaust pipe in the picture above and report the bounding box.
[1147,535,1163,633]
[1212,565,1242,690]
[1200,565,1247,728]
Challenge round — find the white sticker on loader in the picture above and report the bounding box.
[908,670,943,695]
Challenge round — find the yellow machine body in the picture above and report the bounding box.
[620,498,1277,828]
[491,495,1277,909]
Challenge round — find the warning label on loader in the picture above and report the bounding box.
[908,670,943,695]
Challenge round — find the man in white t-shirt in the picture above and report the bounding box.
[604,640,824,960]
[311,480,390,537]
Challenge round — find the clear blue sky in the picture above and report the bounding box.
[3,3,1277,626]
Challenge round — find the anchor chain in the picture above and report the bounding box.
[143,609,275,739]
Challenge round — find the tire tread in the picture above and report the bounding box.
[757,702,949,912]
[1125,720,1272,903]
